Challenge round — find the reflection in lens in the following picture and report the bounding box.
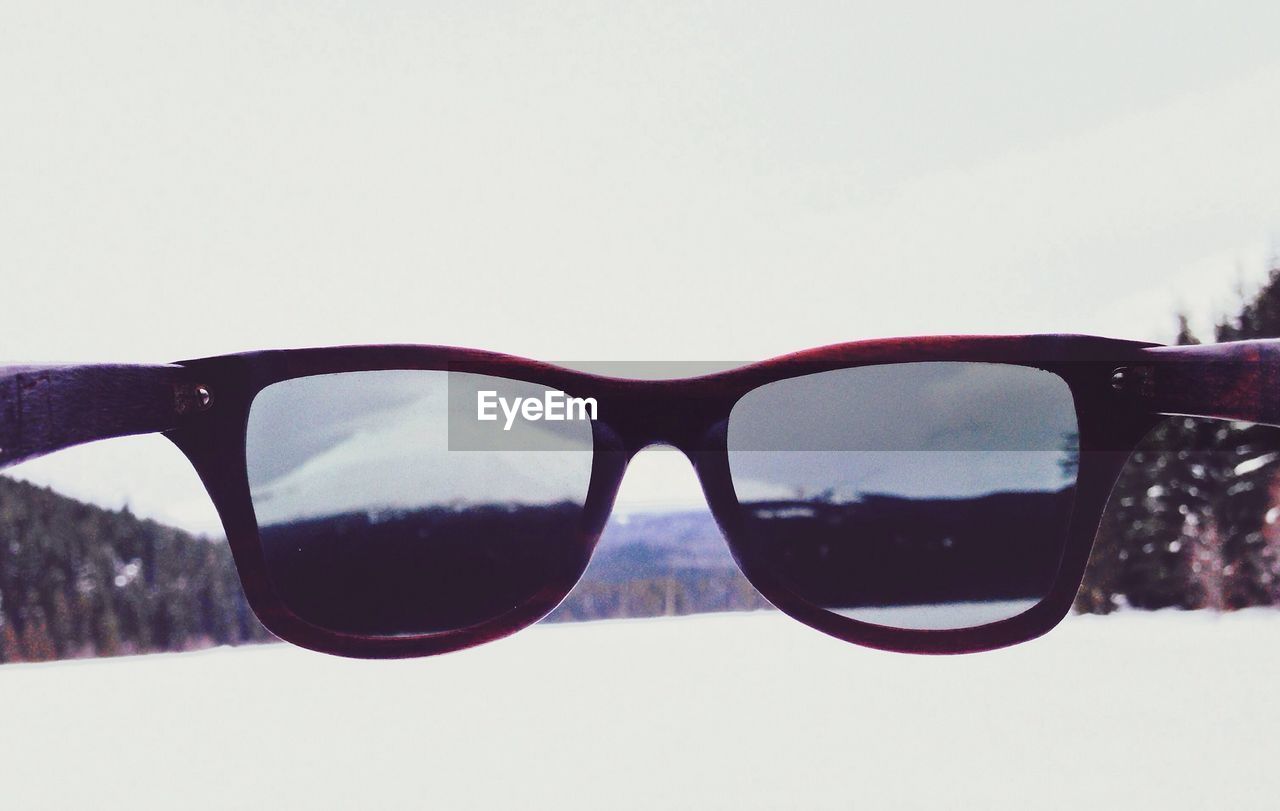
[726,362,1078,631]
[246,371,594,637]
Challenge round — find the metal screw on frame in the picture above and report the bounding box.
[1110,368,1129,392]
[175,383,214,414]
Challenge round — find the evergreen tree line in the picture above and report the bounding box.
[1077,261,1280,613]
[547,569,771,623]
[0,477,270,663]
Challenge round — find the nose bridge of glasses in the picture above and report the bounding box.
[580,417,719,549]
[595,385,730,456]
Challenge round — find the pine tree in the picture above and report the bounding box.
[0,476,269,663]
[0,620,21,663]
[19,604,56,662]
[1078,258,1280,613]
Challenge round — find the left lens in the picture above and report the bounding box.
[245,370,595,637]
[725,362,1078,631]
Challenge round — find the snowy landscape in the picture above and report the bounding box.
[3,608,1279,809]
[3,4,1280,808]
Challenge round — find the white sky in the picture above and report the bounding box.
[3,2,1280,531]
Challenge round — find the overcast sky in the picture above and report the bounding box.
[3,2,1279,531]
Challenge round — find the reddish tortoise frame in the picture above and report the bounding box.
[2,334,1278,659]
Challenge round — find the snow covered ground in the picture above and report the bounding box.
[3,609,1279,809]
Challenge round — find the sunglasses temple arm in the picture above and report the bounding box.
[1132,340,1280,427]
[0,364,189,471]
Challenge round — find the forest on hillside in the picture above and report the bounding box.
[4,261,1280,663]
[1075,267,1280,614]
[0,476,272,663]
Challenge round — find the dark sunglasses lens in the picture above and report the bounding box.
[726,362,1079,631]
[245,370,595,637]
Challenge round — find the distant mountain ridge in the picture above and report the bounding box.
[0,479,769,662]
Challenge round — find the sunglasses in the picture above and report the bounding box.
[1,334,1274,659]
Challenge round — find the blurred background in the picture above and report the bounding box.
[2,2,1280,808]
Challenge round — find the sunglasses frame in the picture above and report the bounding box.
[4,333,1279,658]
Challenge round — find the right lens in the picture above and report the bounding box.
[726,362,1079,631]
[245,370,595,637]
